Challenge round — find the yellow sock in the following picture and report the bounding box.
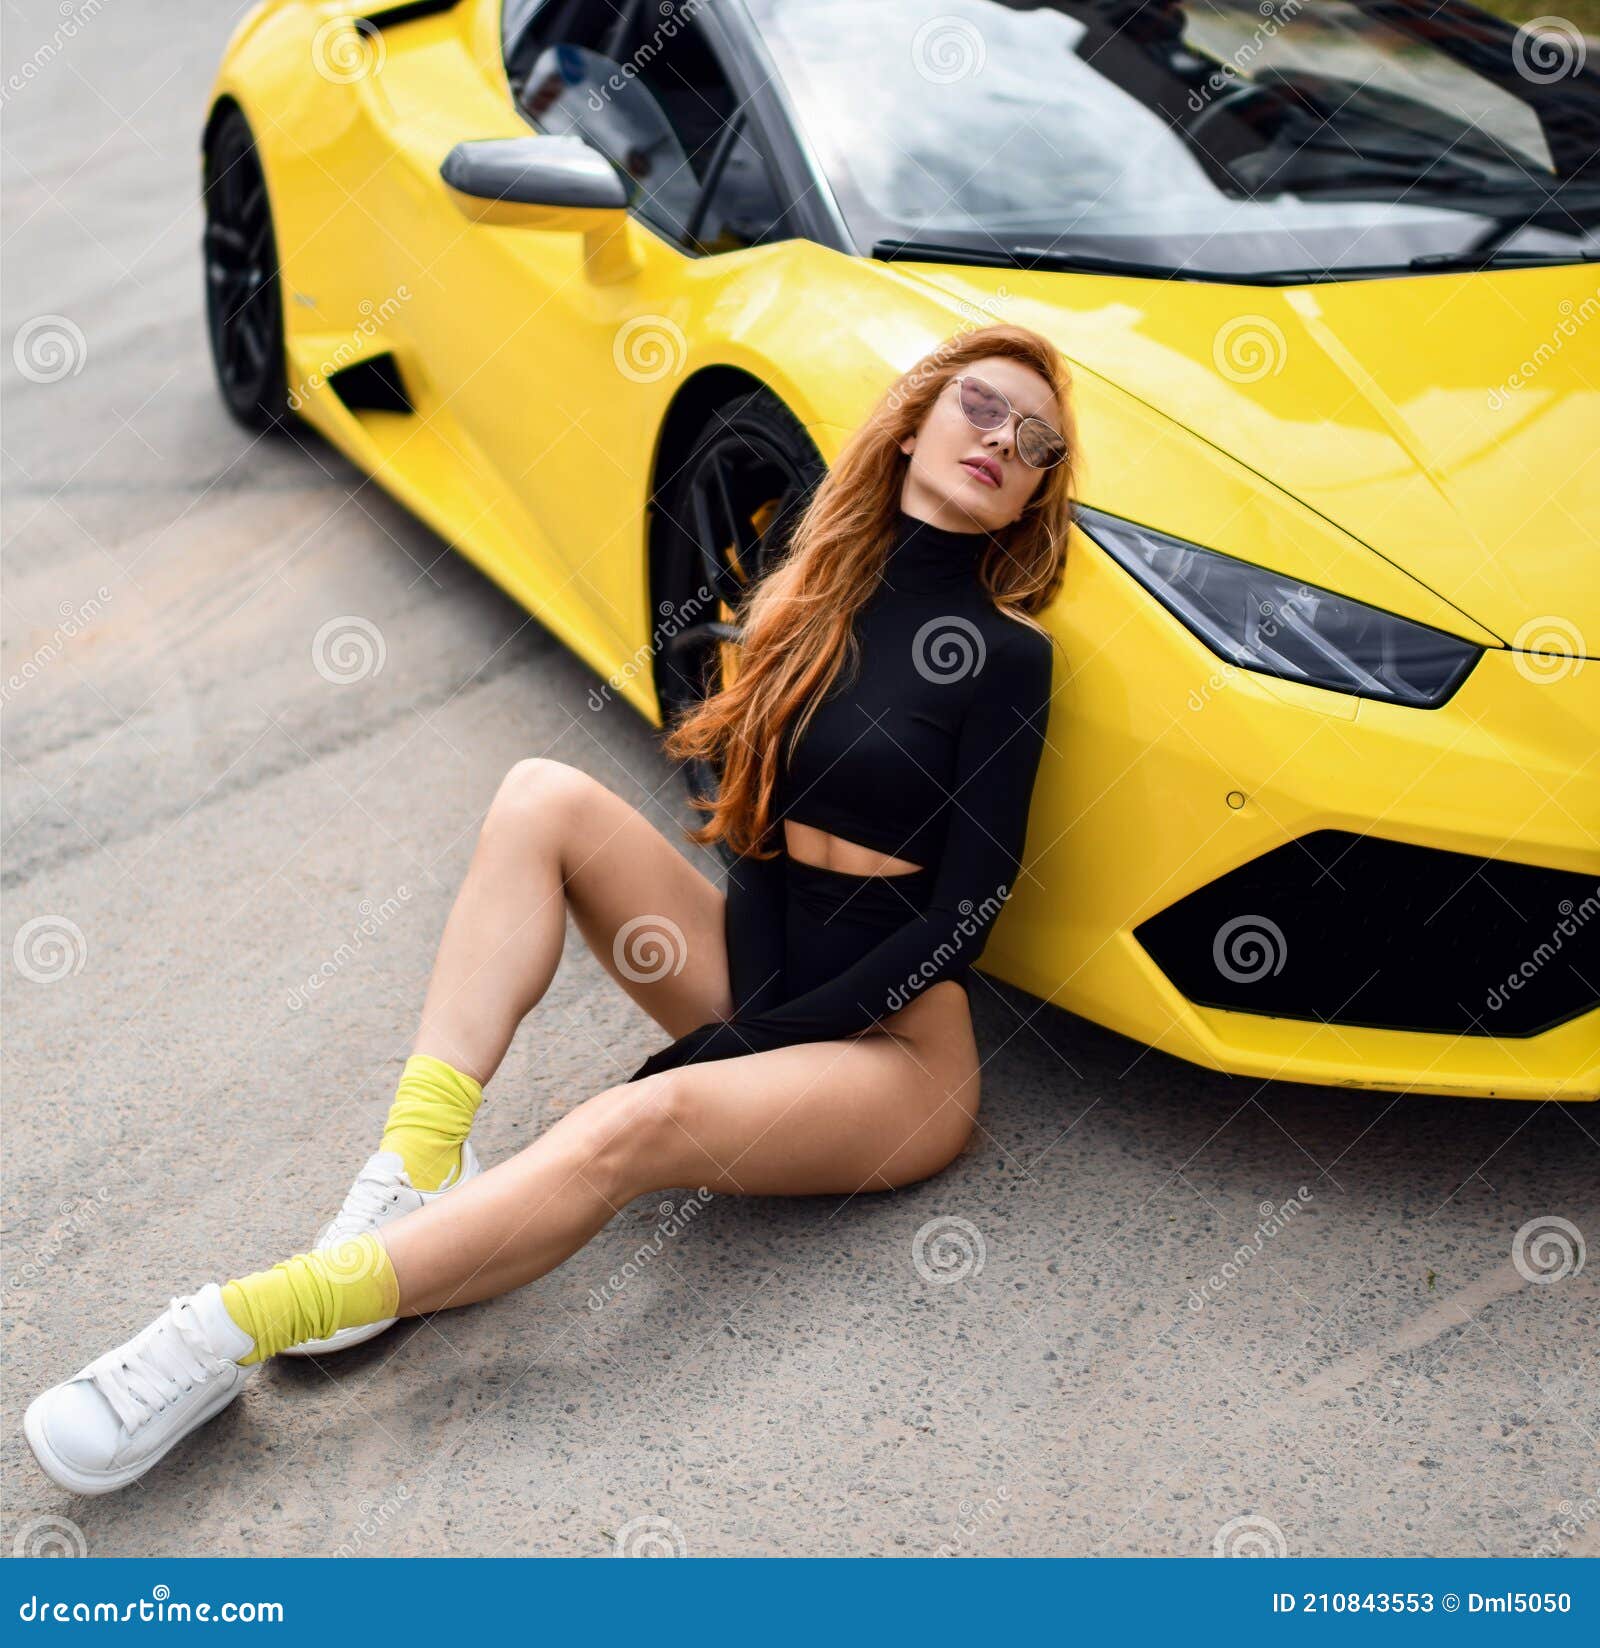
[379,1052,484,1191]
[220,1233,399,1365]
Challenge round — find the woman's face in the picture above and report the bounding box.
[898,355,1061,531]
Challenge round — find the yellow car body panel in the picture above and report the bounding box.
[207,1,1600,1101]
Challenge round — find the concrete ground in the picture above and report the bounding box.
[3,0,1596,1560]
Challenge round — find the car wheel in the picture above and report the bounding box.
[652,389,827,827]
[202,105,291,432]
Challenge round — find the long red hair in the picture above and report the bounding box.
[664,323,1080,859]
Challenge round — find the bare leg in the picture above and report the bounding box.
[381,980,980,1314]
[409,758,738,1084]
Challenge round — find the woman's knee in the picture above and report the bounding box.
[485,758,593,845]
[879,1087,979,1190]
[581,1071,697,1198]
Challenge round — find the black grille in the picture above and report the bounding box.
[1134,831,1600,1038]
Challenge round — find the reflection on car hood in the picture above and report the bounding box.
[896,260,1600,651]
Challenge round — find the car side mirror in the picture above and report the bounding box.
[440,135,642,281]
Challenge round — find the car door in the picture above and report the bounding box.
[373,0,803,669]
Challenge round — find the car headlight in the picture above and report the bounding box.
[1076,505,1482,709]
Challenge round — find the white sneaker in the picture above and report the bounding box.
[24,1282,258,1496]
[278,1140,482,1358]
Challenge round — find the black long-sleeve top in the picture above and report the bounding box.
[629,507,1056,1080]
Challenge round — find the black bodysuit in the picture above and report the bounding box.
[629,507,1055,1081]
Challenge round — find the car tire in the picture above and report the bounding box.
[202,105,292,433]
[652,388,827,824]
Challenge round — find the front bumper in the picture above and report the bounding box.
[986,526,1599,1101]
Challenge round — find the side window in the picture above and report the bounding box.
[687,116,792,255]
[503,0,792,256]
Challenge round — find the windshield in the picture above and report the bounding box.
[745,0,1600,278]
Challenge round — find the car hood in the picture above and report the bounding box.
[897,260,1600,652]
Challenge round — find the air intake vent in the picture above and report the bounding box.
[327,353,412,415]
[1134,830,1600,1038]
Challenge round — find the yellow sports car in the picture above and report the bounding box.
[202,0,1600,1100]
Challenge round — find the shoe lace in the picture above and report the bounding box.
[89,1297,232,1433]
[322,1157,411,1246]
